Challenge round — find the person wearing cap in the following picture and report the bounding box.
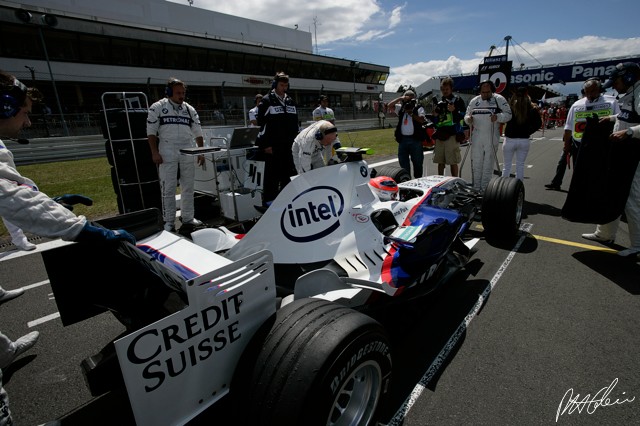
[291,120,339,174]
[501,86,542,182]
[256,71,299,205]
[389,89,427,178]
[544,78,619,190]
[248,93,263,127]
[581,62,640,257]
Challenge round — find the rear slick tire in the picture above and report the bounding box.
[372,165,411,183]
[243,298,392,426]
[482,176,524,239]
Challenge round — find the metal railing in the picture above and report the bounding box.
[13,113,382,166]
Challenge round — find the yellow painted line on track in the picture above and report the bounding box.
[473,224,617,253]
[530,234,617,253]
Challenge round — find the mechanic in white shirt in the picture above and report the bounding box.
[312,95,336,123]
[292,120,339,174]
[248,94,263,127]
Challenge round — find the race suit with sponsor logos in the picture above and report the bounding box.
[256,90,299,203]
[146,98,203,225]
[464,94,512,190]
[292,120,333,174]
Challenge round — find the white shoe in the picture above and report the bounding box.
[164,222,176,232]
[581,233,614,244]
[0,331,39,369]
[617,248,640,257]
[181,218,203,227]
[0,288,25,305]
[12,236,36,251]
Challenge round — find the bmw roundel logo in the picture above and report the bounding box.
[280,186,344,243]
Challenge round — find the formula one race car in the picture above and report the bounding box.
[43,148,524,426]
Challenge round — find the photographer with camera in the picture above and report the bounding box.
[431,77,467,177]
[389,90,427,178]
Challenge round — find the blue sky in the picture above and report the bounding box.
[169,0,640,94]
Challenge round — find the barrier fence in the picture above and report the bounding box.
[12,115,382,166]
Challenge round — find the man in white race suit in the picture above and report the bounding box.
[464,80,512,190]
[292,120,339,174]
[147,78,204,231]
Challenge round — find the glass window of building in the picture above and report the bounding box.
[188,47,209,70]
[111,38,138,66]
[45,30,79,61]
[208,50,227,72]
[79,34,110,64]
[165,44,187,69]
[257,55,275,76]
[139,41,164,68]
[3,24,41,59]
[226,52,244,73]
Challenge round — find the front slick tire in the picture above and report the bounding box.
[243,298,392,426]
[482,176,524,239]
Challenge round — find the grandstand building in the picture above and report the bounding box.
[0,0,389,133]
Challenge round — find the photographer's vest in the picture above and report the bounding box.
[571,95,617,142]
[435,96,461,129]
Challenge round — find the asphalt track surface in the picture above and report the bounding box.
[1,127,639,426]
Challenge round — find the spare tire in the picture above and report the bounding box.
[372,165,411,183]
[242,298,392,426]
[482,176,524,239]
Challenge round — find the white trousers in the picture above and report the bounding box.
[471,139,498,191]
[159,156,196,224]
[502,137,531,182]
[2,219,28,246]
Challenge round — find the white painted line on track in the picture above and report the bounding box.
[22,279,50,291]
[388,222,534,425]
[28,312,61,328]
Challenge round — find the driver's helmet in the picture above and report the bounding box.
[369,176,398,201]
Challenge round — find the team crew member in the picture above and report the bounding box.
[0,139,37,250]
[256,72,299,205]
[147,78,204,232]
[311,95,342,167]
[0,70,135,426]
[248,94,263,127]
[545,78,620,190]
[464,80,512,190]
[581,62,640,257]
[312,95,336,123]
[292,120,338,174]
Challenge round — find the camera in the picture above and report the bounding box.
[403,99,416,111]
[434,100,450,114]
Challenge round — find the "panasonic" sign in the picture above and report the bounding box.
[280,186,344,242]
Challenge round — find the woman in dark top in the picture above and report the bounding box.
[502,86,542,181]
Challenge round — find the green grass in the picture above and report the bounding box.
[1,127,397,238]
